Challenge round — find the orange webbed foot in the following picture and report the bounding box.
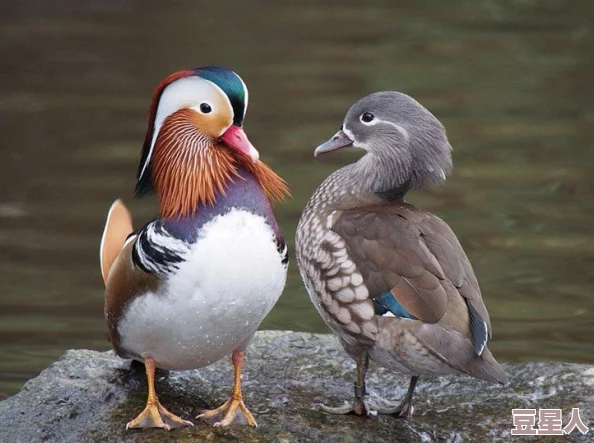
[126,357,193,431]
[197,350,257,427]
[197,397,257,427]
[126,400,194,430]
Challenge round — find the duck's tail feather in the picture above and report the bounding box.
[471,346,509,385]
[100,199,133,285]
[384,320,510,385]
[416,324,509,384]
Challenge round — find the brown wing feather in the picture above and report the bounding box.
[332,202,491,337]
[332,204,448,323]
[417,212,492,336]
[100,199,133,285]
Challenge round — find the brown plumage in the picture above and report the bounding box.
[296,91,507,419]
[332,203,491,338]
[331,203,506,384]
[151,109,289,219]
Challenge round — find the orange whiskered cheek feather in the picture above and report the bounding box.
[150,109,290,219]
[245,161,290,204]
[150,109,240,218]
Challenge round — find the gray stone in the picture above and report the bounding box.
[0,331,592,442]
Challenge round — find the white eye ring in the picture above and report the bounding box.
[360,112,375,124]
[199,102,213,114]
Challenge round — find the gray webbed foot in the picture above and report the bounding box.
[371,375,419,419]
[320,397,376,416]
[366,395,414,418]
[319,396,413,418]
[320,375,419,420]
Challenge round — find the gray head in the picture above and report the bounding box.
[315,91,453,196]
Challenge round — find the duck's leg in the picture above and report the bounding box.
[321,354,373,416]
[126,358,194,430]
[384,375,419,418]
[197,350,257,427]
[320,356,418,419]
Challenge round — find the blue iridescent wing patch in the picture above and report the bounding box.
[373,291,418,319]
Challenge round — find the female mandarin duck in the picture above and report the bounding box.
[296,92,508,418]
[99,66,289,430]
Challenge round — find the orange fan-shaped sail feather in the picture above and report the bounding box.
[100,199,133,285]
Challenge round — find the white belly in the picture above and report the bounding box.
[118,209,287,370]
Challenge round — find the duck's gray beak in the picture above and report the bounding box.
[314,129,354,157]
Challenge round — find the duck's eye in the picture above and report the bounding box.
[200,103,212,114]
[361,112,374,123]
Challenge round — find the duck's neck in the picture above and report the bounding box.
[332,132,453,208]
[353,150,412,199]
[314,156,410,213]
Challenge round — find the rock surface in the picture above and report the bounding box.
[0,331,592,442]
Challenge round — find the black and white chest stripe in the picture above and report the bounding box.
[276,236,289,268]
[132,221,189,275]
[133,215,287,275]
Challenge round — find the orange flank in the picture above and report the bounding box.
[100,199,134,285]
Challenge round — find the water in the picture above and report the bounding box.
[1,0,593,397]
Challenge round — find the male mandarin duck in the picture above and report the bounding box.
[99,66,289,430]
[295,92,508,418]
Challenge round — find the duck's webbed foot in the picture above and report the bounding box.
[368,375,419,419]
[126,357,193,430]
[127,400,194,430]
[365,395,414,418]
[320,364,419,421]
[320,354,377,417]
[320,382,375,416]
[197,350,258,427]
[198,396,257,427]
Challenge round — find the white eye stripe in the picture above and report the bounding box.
[138,77,233,181]
[360,117,409,140]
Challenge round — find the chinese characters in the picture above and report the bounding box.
[511,408,589,436]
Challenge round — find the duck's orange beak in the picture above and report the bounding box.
[221,125,259,163]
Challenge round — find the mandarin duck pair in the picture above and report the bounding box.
[100,66,507,431]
